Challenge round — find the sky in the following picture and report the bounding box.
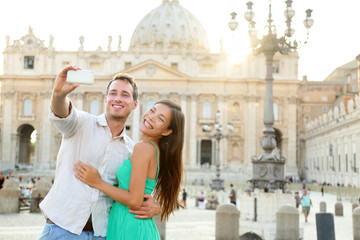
[0,0,359,81]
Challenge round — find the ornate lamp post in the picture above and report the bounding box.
[203,110,234,191]
[229,0,313,192]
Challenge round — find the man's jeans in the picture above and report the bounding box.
[39,223,106,240]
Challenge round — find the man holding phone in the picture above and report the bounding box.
[39,65,159,239]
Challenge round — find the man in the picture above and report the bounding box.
[300,189,312,222]
[228,183,236,205]
[39,66,159,239]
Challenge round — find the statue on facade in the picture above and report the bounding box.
[348,98,354,113]
[118,35,122,51]
[107,36,112,51]
[79,35,84,48]
[49,35,54,48]
[355,95,360,109]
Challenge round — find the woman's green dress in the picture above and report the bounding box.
[106,141,160,240]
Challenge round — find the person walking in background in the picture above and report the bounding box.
[300,189,312,222]
[228,183,236,205]
[321,185,324,196]
[182,188,187,208]
[198,191,205,210]
[295,192,300,208]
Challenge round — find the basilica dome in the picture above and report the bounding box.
[129,0,209,52]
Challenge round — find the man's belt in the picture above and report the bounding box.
[46,216,93,232]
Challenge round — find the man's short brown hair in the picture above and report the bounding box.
[106,73,138,101]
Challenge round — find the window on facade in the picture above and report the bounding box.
[354,153,357,173]
[352,85,357,92]
[201,64,214,74]
[24,56,35,69]
[171,63,178,70]
[62,61,70,68]
[202,101,212,119]
[273,103,279,121]
[272,61,280,74]
[90,62,101,72]
[322,96,328,102]
[232,64,241,75]
[90,100,100,115]
[124,62,132,69]
[232,102,240,120]
[321,107,329,112]
[23,98,32,116]
[304,96,310,101]
[146,100,155,111]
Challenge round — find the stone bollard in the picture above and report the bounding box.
[276,205,299,240]
[353,203,359,212]
[216,203,240,240]
[30,179,52,213]
[319,201,326,213]
[353,207,360,240]
[335,202,343,216]
[0,178,21,214]
[316,213,335,240]
[153,214,166,240]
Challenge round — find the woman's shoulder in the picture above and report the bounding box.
[133,141,157,155]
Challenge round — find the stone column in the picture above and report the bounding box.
[216,94,225,165]
[216,203,240,240]
[276,205,299,240]
[320,201,326,213]
[132,104,140,143]
[153,214,166,240]
[244,95,258,166]
[189,95,198,167]
[353,203,359,212]
[180,94,188,165]
[335,202,343,216]
[287,96,298,176]
[30,178,52,213]
[39,91,52,169]
[1,91,15,170]
[0,178,21,213]
[353,207,360,240]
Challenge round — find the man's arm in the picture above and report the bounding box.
[128,194,161,219]
[51,65,81,118]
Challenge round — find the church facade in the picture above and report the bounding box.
[0,0,301,180]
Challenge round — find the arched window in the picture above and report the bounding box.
[202,101,211,118]
[146,100,156,111]
[232,102,240,120]
[90,100,100,115]
[273,103,279,121]
[233,143,240,159]
[23,98,32,116]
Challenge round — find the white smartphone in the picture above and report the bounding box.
[66,70,95,85]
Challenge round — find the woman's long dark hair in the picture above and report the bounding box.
[153,100,184,221]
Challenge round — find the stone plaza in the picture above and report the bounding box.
[0,189,354,240]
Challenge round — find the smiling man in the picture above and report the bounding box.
[39,66,160,240]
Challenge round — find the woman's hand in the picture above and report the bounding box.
[74,161,102,189]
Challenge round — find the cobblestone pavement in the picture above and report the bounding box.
[0,191,353,240]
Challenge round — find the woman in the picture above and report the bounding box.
[74,100,184,239]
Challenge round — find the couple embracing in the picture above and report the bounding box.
[39,66,185,240]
